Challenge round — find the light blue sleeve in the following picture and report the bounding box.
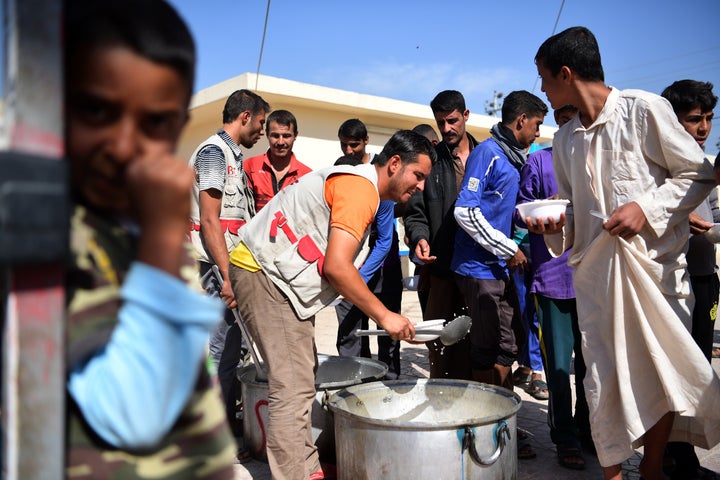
[67,262,224,449]
[358,200,395,283]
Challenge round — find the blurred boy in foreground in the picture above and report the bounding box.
[64,0,235,477]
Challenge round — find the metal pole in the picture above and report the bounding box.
[2,0,65,478]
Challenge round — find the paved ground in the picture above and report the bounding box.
[233,289,720,479]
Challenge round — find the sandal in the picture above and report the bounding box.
[512,367,532,386]
[234,446,252,464]
[517,429,536,460]
[518,439,536,459]
[712,347,720,359]
[526,379,550,400]
[557,442,586,470]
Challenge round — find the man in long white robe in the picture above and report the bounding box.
[533,26,720,480]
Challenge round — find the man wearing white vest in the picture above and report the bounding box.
[188,89,270,450]
[228,130,436,480]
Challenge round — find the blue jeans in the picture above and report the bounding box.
[535,295,589,445]
[200,262,247,436]
[513,269,543,372]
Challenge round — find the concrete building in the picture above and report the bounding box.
[178,72,557,272]
[178,73,558,171]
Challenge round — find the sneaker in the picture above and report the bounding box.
[309,469,325,480]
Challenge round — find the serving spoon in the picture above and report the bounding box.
[354,315,472,346]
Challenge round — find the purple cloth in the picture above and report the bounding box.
[516,148,575,299]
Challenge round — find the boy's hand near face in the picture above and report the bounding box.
[128,153,193,278]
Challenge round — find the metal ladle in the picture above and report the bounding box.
[354,315,472,346]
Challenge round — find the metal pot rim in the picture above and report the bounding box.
[237,354,388,389]
[327,378,522,428]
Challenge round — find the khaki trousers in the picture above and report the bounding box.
[229,265,320,480]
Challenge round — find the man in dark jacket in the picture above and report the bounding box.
[403,90,479,379]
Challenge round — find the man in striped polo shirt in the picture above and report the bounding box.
[188,89,270,457]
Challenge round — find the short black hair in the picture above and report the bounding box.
[554,104,579,123]
[334,155,361,167]
[661,80,717,115]
[338,119,368,140]
[412,124,439,143]
[430,90,466,114]
[65,0,196,98]
[267,109,298,135]
[501,90,548,124]
[372,130,437,167]
[535,26,605,83]
[222,89,271,124]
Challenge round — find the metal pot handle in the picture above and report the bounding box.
[321,389,330,411]
[462,421,510,466]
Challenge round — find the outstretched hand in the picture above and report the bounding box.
[414,239,437,264]
[689,212,712,235]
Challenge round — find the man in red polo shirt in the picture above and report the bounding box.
[244,109,312,212]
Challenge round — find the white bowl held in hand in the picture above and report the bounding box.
[705,223,720,243]
[516,199,570,226]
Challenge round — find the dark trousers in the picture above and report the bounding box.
[666,273,719,471]
[456,274,523,370]
[200,262,247,436]
[424,273,471,379]
[514,269,543,372]
[415,263,430,316]
[688,273,719,361]
[335,298,371,358]
[376,291,402,379]
[335,278,402,379]
[536,295,590,446]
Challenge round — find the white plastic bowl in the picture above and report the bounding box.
[412,333,440,342]
[411,319,445,342]
[705,223,720,243]
[516,199,570,226]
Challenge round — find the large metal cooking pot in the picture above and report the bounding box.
[238,354,388,463]
[327,378,521,480]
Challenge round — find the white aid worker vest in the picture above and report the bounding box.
[188,133,255,263]
[240,164,379,319]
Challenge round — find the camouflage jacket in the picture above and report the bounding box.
[65,204,235,479]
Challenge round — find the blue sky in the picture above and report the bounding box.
[170,0,720,156]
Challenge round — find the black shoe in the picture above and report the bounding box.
[670,465,720,480]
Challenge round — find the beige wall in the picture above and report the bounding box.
[178,74,720,267]
[178,73,557,171]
